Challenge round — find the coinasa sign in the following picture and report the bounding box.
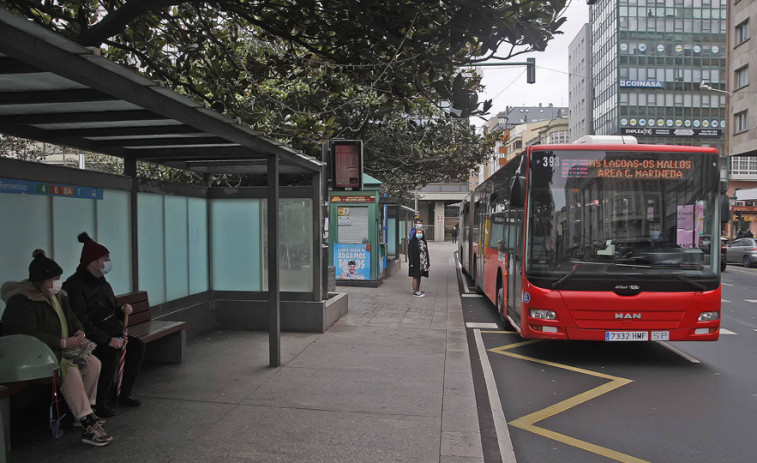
[619,80,664,88]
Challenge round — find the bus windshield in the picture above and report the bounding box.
[526,148,720,288]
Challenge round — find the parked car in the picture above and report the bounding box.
[699,235,728,271]
[726,237,757,268]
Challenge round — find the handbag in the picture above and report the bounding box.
[61,339,97,366]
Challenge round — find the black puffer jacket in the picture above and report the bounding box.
[1,280,84,362]
[62,264,124,346]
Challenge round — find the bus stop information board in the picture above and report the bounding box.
[334,143,360,189]
[0,178,103,199]
[331,195,374,203]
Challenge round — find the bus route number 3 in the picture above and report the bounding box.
[542,155,559,168]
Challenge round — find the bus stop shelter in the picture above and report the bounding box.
[0,8,345,368]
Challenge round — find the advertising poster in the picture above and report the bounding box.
[335,243,370,280]
[677,205,694,248]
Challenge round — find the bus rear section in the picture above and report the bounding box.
[486,141,723,341]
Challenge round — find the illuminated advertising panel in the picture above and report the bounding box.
[330,139,363,190]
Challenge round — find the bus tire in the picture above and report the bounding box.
[497,286,514,331]
[473,256,483,294]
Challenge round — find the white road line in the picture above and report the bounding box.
[720,328,737,335]
[659,342,701,364]
[721,299,731,303]
[745,300,757,304]
[474,329,517,463]
[466,322,500,330]
[462,294,484,298]
[721,282,734,287]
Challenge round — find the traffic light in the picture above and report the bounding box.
[526,58,536,84]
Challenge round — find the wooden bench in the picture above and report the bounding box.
[116,291,186,364]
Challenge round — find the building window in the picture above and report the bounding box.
[734,111,748,134]
[735,66,749,90]
[735,19,749,46]
[730,156,757,176]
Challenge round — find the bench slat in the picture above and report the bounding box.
[130,300,151,317]
[127,311,151,327]
[127,320,186,344]
[115,291,148,306]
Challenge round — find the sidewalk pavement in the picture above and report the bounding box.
[7,241,483,463]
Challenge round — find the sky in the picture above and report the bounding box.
[474,1,590,124]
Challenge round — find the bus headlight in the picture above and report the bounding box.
[530,309,556,320]
[698,311,719,322]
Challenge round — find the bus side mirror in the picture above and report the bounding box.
[510,175,526,208]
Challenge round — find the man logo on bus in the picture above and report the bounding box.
[615,313,642,319]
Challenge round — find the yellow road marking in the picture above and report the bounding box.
[488,338,649,463]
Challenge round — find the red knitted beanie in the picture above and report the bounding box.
[78,232,110,264]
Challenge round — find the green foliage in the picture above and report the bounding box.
[3,0,567,197]
[0,135,46,161]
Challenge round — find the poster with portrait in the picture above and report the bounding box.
[334,243,370,280]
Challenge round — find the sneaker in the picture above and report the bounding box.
[81,423,113,447]
[73,413,105,428]
[412,291,425,297]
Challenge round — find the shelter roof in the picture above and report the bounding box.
[0,8,322,175]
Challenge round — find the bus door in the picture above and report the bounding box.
[506,209,524,327]
[479,215,491,290]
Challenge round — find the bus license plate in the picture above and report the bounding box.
[605,331,648,341]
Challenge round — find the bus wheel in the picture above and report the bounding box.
[473,257,483,294]
[497,287,514,331]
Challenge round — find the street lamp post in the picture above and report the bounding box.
[699,81,732,96]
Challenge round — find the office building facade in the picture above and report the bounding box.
[569,23,593,141]
[590,0,727,155]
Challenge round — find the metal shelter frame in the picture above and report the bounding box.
[0,8,323,367]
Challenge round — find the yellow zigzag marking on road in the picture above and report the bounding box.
[488,339,649,463]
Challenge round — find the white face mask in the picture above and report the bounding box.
[50,279,62,295]
[101,261,113,275]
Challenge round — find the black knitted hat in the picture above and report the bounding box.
[28,249,63,283]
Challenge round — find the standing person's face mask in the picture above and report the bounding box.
[416,233,424,240]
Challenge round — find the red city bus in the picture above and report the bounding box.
[459,136,721,341]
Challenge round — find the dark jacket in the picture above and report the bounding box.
[1,280,84,362]
[63,264,124,346]
[408,236,430,278]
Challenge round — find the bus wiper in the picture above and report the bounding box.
[552,261,650,289]
[669,273,707,291]
[553,263,585,288]
[552,261,604,289]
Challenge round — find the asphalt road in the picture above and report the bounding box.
[460,262,757,463]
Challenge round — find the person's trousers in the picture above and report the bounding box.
[93,336,145,403]
[59,355,101,420]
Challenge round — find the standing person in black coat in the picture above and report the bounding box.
[408,227,430,297]
[63,232,145,417]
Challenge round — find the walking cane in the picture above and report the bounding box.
[115,313,128,408]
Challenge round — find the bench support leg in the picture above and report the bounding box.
[144,330,186,364]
